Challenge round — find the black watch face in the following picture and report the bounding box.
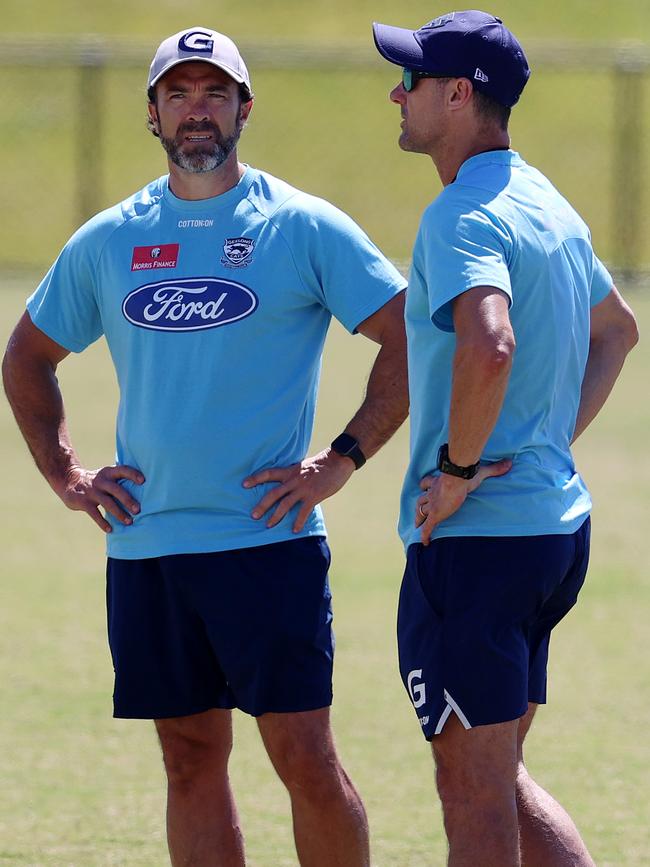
[332,434,356,454]
[331,434,365,469]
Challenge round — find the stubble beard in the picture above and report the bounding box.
[399,128,423,154]
[398,116,422,154]
[161,121,241,173]
[399,121,438,156]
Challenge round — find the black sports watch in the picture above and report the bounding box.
[437,443,480,480]
[330,433,367,470]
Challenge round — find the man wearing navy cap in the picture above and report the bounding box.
[373,10,637,866]
[3,25,411,866]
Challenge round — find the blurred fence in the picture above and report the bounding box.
[0,36,648,280]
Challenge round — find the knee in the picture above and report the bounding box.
[435,756,470,817]
[273,739,345,802]
[435,754,515,826]
[157,727,231,789]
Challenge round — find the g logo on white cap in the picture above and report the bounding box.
[179,30,214,54]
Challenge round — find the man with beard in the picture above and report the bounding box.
[2,27,416,866]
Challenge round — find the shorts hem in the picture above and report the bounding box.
[423,701,529,741]
[113,695,334,720]
[113,699,236,720]
[248,694,333,717]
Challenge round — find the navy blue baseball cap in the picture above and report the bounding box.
[373,10,530,108]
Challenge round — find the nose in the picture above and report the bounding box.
[186,95,210,122]
[390,82,407,105]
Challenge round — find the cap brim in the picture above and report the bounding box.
[149,57,248,89]
[372,22,424,69]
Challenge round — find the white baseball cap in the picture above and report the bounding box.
[148,27,252,95]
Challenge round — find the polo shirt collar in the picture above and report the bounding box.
[456,149,524,182]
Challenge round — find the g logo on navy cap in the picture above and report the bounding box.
[148,26,252,97]
[372,9,530,108]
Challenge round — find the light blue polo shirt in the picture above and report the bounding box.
[28,167,406,558]
[400,149,613,549]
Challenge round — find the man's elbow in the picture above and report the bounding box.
[471,329,516,378]
[621,308,640,354]
[2,343,16,394]
[598,287,639,355]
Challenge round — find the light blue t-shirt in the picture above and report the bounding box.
[400,150,613,549]
[28,167,406,559]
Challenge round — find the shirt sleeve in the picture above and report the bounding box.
[280,195,407,334]
[590,253,613,307]
[26,221,104,353]
[420,192,514,332]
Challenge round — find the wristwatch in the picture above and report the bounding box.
[330,433,367,470]
[437,443,480,480]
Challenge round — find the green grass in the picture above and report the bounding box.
[1,0,649,269]
[5,0,650,40]
[0,279,648,865]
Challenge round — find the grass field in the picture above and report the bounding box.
[2,0,650,269]
[0,277,648,866]
[1,3,649,862]
[6,0,650,41]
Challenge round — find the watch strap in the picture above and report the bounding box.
[330,433,367,470]
[437,443,480,480]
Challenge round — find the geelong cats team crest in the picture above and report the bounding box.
[221,237,255,268]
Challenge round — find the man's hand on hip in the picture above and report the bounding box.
[415,460,511,545]
[243,449,355,533]
[59,464,145,533]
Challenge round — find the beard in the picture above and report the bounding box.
[160,121,241,173]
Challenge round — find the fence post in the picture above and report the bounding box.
[612,49,646,279]
[76,42,106,227]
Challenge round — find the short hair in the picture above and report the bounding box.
[431,77,510,132]
[472,89,511,131]
[146,81,253,139]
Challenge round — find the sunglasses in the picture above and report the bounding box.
[402,67,451,92]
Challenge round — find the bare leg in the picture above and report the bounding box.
[155,709,245,867]
[517,704,596,866]
[257,707,369,867]
[431,712,521,867]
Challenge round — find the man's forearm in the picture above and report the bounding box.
[2,352,79,494]
[447,336,513,466]
[342,340,409,459]
[572,335,635,443]
[572,287,638,443]
[414,323,514,545]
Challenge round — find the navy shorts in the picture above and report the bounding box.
[397,518,590,740]
[106,537,334,719]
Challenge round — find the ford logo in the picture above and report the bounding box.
[122,277,258,332]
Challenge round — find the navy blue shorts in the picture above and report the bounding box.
[397,518,590,740]
[106,537,334,719]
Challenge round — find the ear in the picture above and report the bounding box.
[240,97,253,124]
[147,101,160,133]
[448,78,474,111]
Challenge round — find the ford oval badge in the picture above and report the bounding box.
[122,277,258,332]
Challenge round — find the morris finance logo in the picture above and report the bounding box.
[122,277,258,332]
[131,244,179,271]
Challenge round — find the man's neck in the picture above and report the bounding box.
[167,153,245,201]
[433,131,510,186]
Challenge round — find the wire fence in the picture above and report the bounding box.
[1,36,648,282]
